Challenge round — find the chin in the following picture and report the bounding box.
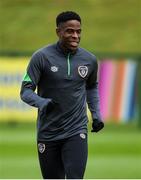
[69,46,78,52]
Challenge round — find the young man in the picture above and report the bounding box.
[20,11,104,179]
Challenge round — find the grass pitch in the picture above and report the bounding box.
[0,122,141,179]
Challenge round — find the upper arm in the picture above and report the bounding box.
[22,52,43,89]
[86,58,98,89]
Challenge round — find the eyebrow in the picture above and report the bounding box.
[64,27,81,31]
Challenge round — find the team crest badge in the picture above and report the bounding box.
[38,143,45,153]
[80,133,86,139]
[78,66,88,78]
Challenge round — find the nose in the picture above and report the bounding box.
[72,31,79,38]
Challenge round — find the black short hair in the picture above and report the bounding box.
[56,11,81,27]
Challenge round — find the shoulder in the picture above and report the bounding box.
[78,47,97,63]
[32,43,56,58]
[29,44,56,66]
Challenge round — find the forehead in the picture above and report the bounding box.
[60,20,81,29]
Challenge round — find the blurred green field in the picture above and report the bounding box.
[0,122,141,179]
[0,0,141,54]
[0,1,141,179]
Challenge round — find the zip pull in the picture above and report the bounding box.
[67,53,71,76]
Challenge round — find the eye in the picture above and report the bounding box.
[66,29,74,34]
[77,29,81,34]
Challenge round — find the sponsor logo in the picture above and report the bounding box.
[38,143,45,153]
[80,133,86,139]
[78,66,88,78]
[51,66,58,72]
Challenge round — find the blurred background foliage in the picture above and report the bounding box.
[0,0,141,53]
[0,0,141,179]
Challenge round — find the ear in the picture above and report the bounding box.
[56,27,61,37]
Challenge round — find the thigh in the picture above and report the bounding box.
[62,133,88,179]
[37,141,65,179]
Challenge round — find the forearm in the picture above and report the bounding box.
[20,82,50,110]
[86,83,102,120]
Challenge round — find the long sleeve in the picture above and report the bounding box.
[20,52,51,111]
[20,81,51,110]
[86,59,102,121]
[86,83,102,120]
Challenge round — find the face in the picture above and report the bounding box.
[56,20,81,52]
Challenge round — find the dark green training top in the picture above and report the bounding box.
[20,42,101,141]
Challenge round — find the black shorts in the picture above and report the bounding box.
[37,133,88,179]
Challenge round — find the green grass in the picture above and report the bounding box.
[0,122,141,179]
[0,0,141,54]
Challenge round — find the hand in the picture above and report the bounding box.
[91,119,104,133]
[40,99,55,114]
[46,100,56,114]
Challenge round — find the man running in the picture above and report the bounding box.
[20,11,104,179]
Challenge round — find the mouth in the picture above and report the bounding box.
[69,41,79,47]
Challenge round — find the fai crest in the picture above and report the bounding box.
[38,143,45,153]
[78,66,88,78]
[80,133,86,139]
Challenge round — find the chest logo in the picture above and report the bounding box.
[51,66,58,72]
[38,143,45,153]
[78,66,88,78]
